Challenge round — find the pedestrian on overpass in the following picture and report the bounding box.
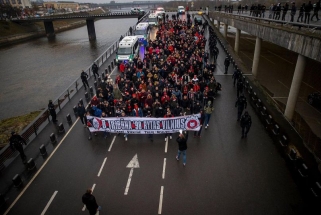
[82,188,101,215]
[176,131,189,166]
[311,2,320,21]
[290,2,297,22]
[304,1,313,24]
[240,111,252,138]
[224,56,230,74]
[48,100,58,123]
[297,3,305,22]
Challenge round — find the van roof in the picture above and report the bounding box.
[136,22,149,30]
[119,36,138,47]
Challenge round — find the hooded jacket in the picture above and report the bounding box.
[204,101,214,114]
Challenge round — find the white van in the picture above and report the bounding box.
[155,7,165,19]
[177,6,185,14]
[116,36,139,65]
[134,22,150,46]
[148,13,158,26]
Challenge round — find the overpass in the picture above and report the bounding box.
[12,12,147,40]
[101,1,165,9]
[205,11,321,162]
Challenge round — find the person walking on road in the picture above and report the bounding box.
[240,111,252,138]
[92,62,99,80]
[235,94,247,121]
[236,78,244,98]
[121,111,129,141]
[10,131,27,163]
[176,131,189,166]
[224,56,230,74]
[129,26,133,35]
[77,102,87,127]
[204,101,214,129]
[82,188,101,215]
[232,69,241,87]
[290,2,297,22]
[48,100,58,123]
[81,70,89,90]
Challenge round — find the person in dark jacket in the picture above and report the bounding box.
[224,56,230,74]
[10,131,27,163]
[82,188,100,215]
[297,3,305,22]
[304,1,313,24]
[240,111,252,138]
[290,2,297,22]
[235,94,247,121]
[48,100,57,123]
[311,2,320,21]
[176,131,189,166]
[77,102,87,127]
[92,62,99,80]
[81,70,89,90]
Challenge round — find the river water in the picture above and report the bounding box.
[0,18,137,120]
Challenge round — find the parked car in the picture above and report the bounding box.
[131,7,144,14]
[194,15,202,25]
[308,92,321,109]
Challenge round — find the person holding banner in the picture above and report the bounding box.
[176,131,189,166]
[121,111,129,141]
[164,111,174,141]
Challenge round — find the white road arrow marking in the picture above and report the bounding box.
[124,154,140,195]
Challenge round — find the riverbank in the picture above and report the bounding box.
[0,9,105,48]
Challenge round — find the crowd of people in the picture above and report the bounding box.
[80,13,225,142]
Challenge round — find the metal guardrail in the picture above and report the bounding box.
[211,11,321,31]
[0,11,150,171]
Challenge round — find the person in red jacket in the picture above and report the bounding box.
[161,92,170,105]
[164,110,174,141]
[119,62,125,73]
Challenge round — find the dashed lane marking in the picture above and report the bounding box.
[162,158,166,179]
[97,157,107,177]
[158,186,164,214]
[40,191,58,215]
[108,136,116,152]
[268,51,294,65]
[165,138,168,153]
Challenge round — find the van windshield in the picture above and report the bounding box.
[149,18,157,22]
[134,30,146,35]
[117,47,132,55]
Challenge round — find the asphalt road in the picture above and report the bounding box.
[4,13,307,215]
[221,26,321,137]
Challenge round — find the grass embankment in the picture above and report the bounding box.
[0,111,41,149]
[0,8,106,38]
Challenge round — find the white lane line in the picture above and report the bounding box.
[165,138,168,153]
[278,80,290,89]
[108,136,116,152]
[303,81,321,93]
[162,158,166,179]
[3,118,80,215]
[82,184,96,211]
[40,191,58,215]
[272,97,288,99]
[268,51,294,65]
[240,51,253,61]
[110,65,118,76]
[158,186,164,214]
[97,157,107,177]
[124,168,134,195]
[261,55,276,65]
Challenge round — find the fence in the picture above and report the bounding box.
[0,11,150,172]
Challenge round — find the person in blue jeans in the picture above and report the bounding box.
[176,131,189,166]
[204,101,214,129]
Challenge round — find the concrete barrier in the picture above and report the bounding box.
[12,174,22,188]
[39,144,47,156]
[50,133,57,144]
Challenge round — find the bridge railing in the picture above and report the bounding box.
[211,11,321,32]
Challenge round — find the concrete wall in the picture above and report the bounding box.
[210,12,321,63]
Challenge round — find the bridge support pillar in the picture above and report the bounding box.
[284,54,306,121]
[217,21,220,29]
[44,21,55,39]
[223,23,228,38]
[252,37,262,77]
[234,28,240,54]
[86,19,96,41]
